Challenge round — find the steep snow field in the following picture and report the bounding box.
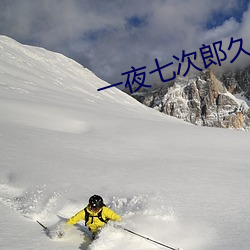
[0,36,250,250]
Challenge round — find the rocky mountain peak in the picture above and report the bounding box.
[126,69,250,130]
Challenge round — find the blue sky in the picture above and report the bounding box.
[0,0,250,86]
[206,0,249,28]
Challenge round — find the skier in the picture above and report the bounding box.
[66,194,121,239]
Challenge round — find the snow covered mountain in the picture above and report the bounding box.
[218,65,250,101]
[0,36,250,250]
[126,69,250,130]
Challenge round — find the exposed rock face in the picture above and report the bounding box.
[218,65,250,99]
[128,69,250,130]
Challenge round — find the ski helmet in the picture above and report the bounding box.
[89,195,104,210]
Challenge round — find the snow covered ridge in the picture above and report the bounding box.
[0,35,145,113]
[128,69,250,130]
[0,35,154,132]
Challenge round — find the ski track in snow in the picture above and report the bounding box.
[0,180,212,250]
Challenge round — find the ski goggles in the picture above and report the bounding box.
[89,205,101,212]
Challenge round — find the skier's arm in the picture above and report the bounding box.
[104,207,122,222]
[67,209,85,225]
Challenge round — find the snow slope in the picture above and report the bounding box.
[0,36,250,250]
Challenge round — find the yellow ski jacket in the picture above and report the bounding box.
[67,206,121,233]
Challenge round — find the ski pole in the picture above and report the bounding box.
[37,220,48,231]
[122,227,180,250]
